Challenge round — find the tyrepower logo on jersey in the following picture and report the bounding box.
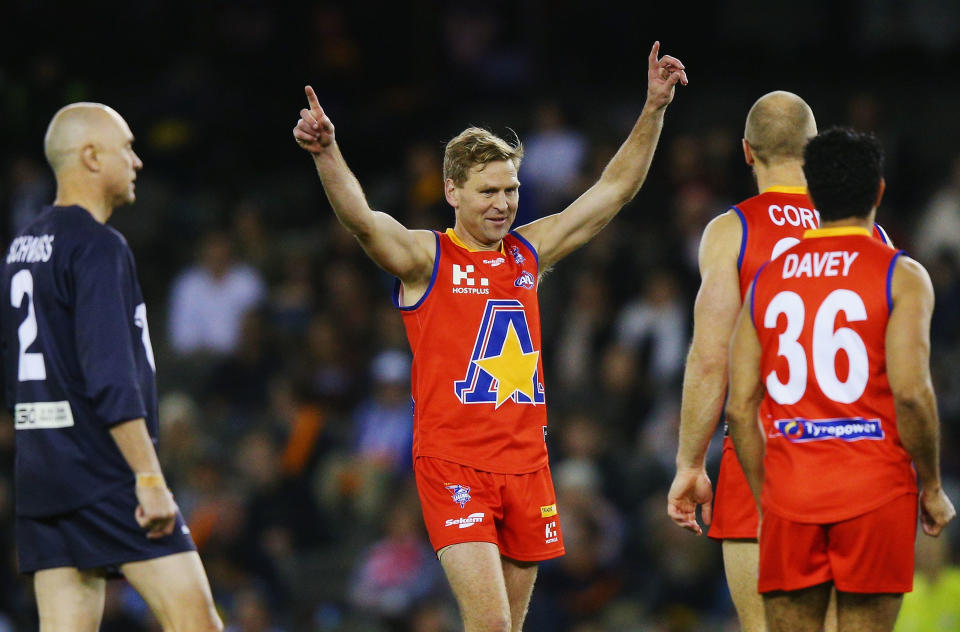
[544,520,558,544]
[452,264,490,295]
[774,417,884,443]
[540,504,557,518]
[446,513,485,529]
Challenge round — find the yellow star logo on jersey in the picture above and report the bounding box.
[473,321,540,408]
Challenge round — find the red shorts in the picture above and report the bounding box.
[414,456,565,562]
[758,492,917,594]
[708,436,759,540]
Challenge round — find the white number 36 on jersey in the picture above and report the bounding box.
[764,289,868,405]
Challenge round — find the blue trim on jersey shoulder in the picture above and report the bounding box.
[393,231,441,311]
[732,206,747,271]
[886,250,904,313]
[874,222,889,245]
[750,261,768,329]
[509,230,539,268]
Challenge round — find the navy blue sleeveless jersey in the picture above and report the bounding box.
[1,206,158,517]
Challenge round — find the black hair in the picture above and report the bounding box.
[802,127,884,221]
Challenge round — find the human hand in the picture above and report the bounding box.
[646,41,688,111]
[667,467,713,535]
[293,85,336,153]
[920,486,956,537]
[134,481,178,539]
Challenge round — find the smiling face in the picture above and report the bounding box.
[447,160,520,250]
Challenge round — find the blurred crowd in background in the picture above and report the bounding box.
[3,1,960,630]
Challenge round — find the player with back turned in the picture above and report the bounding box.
[726,127,955,632]
[294,43,686,632]
[666,91,892,631]
[1,103,221,632]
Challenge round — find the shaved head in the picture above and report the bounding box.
[744,91,817,165]
[43,102,142,217]
[44,103,130,173]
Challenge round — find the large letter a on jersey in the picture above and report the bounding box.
[454,299,545,407]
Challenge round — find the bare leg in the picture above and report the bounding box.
[824,586,838,632]
[439,542,512,632]
[121,551,222,632]
[722,539,767,632]
[501,556,538,631]
[836,591,902,632]
[763,582,831,632]
[34,567,106,632]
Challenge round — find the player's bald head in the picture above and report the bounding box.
[744,91,817,165]
[44,103,129,173]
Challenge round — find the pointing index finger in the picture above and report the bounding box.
[304,85,321,112]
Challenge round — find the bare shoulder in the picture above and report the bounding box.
[698,210,742,269]
[702,209,742,242]
[892,255,933,301]
[409,228,439,250]
[512,215,550,248]
[405,228,440,280]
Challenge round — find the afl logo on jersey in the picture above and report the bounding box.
[514,272,535,290]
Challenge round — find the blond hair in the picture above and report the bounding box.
[443,127,523,187]
[744,91,817,165]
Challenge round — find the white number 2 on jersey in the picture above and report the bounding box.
[763,289,869,405]
[10,270,158,382]
[134,303,156,373]
[10,270,46,381]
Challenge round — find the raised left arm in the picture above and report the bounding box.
[516,41,687,270]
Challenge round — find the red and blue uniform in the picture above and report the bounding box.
[395,229,563,560]
[750,227,916,592]
[710,187,891,539]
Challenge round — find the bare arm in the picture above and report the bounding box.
[516,42,687,270]
[294,86,435,287]
[109,418,178,539]
[887,256,956,536]
[667,212,742,533]
[725,289,766,510]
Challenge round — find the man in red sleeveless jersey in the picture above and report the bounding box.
[726,127,955,632]
[668,91,836,631]
[293,43,686,632]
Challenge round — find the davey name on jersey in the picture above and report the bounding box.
[782,250,859,279]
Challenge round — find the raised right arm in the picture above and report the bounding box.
[294,86,435,287]
[667,210,742,534]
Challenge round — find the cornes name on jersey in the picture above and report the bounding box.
[6,235,55,264]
